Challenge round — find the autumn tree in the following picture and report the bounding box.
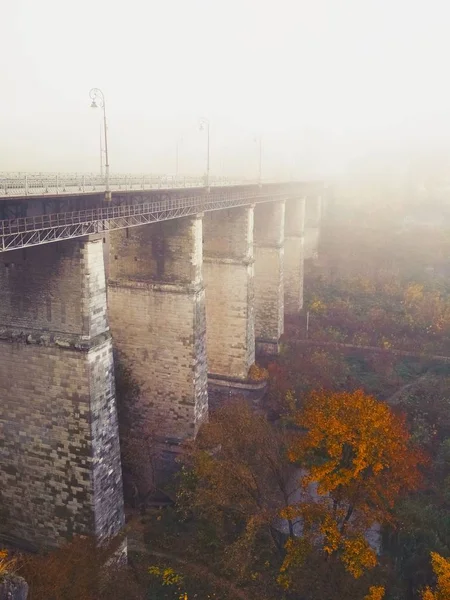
[383,375,450,597]
[265,345,350,417]
[178,399,296,585]
[280,389,425,588]
[422,552,450,600]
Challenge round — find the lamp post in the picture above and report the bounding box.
[199,117,210,190]
[89,88,111,201]
[175,137,183,183]
[99,123,104,179]
[254,135,262,187]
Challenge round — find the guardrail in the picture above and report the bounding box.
[0,188,290,252]
[0,175,265,198]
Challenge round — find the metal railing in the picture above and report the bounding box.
[0,188,291,252]
[0,174,265,198]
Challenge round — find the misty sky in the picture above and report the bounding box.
[2,0,450,178]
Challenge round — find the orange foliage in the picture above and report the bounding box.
[364,586,385,600]
[247,363,268,382]
[289,389,426,522]
[422,552,450,600]
[281,390,426,581]
[0,549,17,579]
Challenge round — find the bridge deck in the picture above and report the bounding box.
[0,187,295,252]
[0,175,257,200]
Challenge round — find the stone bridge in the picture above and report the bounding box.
[0,181,323,552]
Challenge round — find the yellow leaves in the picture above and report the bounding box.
[278,537,311,585]
[421,552,450,599]
[364,586,385,600]
[309,298,327,314]
[280,502,378,581]
[355,276,376,294]
[282,390,426,584]
[341,536,377,578]
[404,283,424,307]
[290,389,424,511]
[320,515,341,555]
[148,565,184,587]
[430,552,450,589]
[247,363,269,382]
[0,549,16,578]
[381,338,392,349]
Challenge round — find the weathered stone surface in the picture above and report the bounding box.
[0,237,107,338]
[108,216,208,441]
[0,238,124,550]
[304,195,322,260]
[284,197,306,315]
[254,201,285,354]
[203,207,255,379]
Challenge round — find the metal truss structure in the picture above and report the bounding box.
[0,174,267,198]
[0,188,292,252]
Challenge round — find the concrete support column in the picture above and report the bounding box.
[108,216,208,444]
[0,237,124,550]
[254,200,285,356]
[304,195,322,260]
[284,197,306,315]
[203,206,255,380]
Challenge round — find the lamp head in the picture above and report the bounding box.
[90,100,98,109]
[199,117,209,131]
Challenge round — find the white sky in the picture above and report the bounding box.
[1,0,450,178]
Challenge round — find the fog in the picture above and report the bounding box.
[2,0,450,179]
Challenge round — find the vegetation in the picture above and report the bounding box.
[421,553,450,600]
[12,185,450,599]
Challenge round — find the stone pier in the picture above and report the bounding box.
[203,206,255,380]
[304,195,322,260]
[108,216,208,447]
[284,197,306,315]
[254,200,285,356]
[0,237,124,550]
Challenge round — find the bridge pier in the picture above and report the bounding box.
[254,200,285,356]
[203,206,255,380]
[284,197,306,315]
[304,195,322,260]
[0,237,124,550]
[108,216,208,458]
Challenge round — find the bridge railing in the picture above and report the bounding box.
[0,174,261,197]
[0,191,248,234]
[0,188,294,251]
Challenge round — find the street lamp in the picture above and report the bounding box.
[199,117,210,190]
[99,123,104,178]
[175,137,183,183]
[254,135,262,187]
[89,88,111,201]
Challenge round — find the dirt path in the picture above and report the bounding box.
[127,521,253,600]
[289,338,450,362]
[385,373,431,405]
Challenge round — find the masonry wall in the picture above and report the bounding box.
[254,200,285,354]
[304,195,322,260]
[203,206,255,379]
[0,238,124,550]
[108,217,208,442]
[284,197,306,315]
